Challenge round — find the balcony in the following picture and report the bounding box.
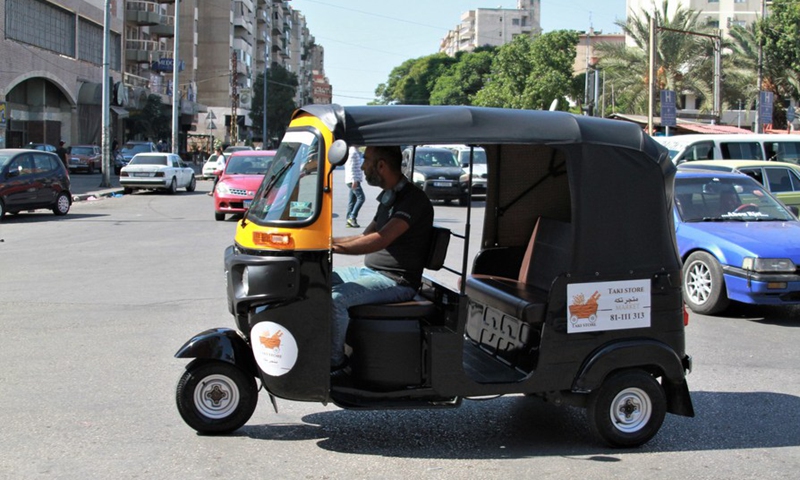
[126,1,162,26]
[149,14,175,38]
[257,8,268,23]
[125,39,170,64]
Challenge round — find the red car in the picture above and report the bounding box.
[213,150,276,221]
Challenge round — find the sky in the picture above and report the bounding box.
[290,0,628,106]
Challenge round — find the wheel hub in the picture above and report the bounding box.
[610,387,652,433]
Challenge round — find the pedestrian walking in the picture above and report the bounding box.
[344,146,365,228]
[56,141,68,168]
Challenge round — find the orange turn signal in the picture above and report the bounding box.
[253,232,295,249]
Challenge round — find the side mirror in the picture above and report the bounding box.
[7,167,20,178]
[328,139,349,167]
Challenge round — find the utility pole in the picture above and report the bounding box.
[755,0,766,133]
[231,52,238,145]
[99,0,111,188]
[171,0,180,154]
[647,16,656,135]
[263,51,268,148]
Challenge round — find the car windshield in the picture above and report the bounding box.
[69,147,94,156]
[415,150,459,167]
[675,176,795,222]
[247,131,320,224]
[121,143,151,154]
[458,149,487,165]
[225,155,274,175]
[129,155,168,166]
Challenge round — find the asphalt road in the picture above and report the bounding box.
[1,170,799,479]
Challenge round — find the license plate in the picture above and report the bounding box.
[243,200,252,208]
[134,172,150,177]
[433,181,451,187]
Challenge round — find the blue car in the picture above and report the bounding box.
[675,170,800,314]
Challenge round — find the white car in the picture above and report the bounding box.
[120,153,197,194]
[202,153,225,179]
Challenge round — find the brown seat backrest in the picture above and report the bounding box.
[517,217,572,291]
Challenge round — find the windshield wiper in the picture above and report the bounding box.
[242,160,295,228]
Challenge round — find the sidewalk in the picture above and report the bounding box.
[70,164,204,202]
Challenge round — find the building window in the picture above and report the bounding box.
[707,20,720,28]
[708,0,719,3]
[512,18,520,26]
[79,18,103,66]
[5,0,76,57]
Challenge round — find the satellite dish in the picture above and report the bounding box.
[548,99,559,111]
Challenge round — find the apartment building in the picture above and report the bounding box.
[626,0,766,40]
[0,0,327,151]
[439,0,542,56]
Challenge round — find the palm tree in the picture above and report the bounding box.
[595,0,715,114]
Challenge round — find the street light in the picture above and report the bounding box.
[99,0,111,188]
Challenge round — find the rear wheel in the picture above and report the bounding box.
[186,175,197,192]
[53,192,71,216]
[167,178,177,194]
[683,251,729,315]
[587,370,666,448]
[176,360,258,434]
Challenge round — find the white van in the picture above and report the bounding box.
[654,133,800,165]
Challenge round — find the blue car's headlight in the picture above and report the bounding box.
[742,257,797,273]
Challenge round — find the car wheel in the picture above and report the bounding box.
[0,199,5,220]
[123,187,133,195]
[683,251,729,315]
[587,369,666,448]
[88,164,94,175]
[175,360,258,435]
[52,192,71,216]
[167,177,177,195]
[458,193,470,206]
[215,212,225,221]
[186,175,197,192]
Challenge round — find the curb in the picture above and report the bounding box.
[72,188,125,203]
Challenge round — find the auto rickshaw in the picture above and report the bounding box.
[175,105,694,448]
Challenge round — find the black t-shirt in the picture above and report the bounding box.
[365,181,433,288]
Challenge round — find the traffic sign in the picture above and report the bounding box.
[759,90,774,125]
[660,90,677,127]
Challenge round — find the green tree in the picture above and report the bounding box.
[250,64,298,146]
[373,54,457,105]
[129,94,170,141]
[595,1,715,114]
[429,48,495,105]
[472,31,578,110]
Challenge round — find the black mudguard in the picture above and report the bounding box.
[175,328,259,378]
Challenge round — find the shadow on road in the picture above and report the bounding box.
[237,390,800,458]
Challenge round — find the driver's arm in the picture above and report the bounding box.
[332,218,408,255]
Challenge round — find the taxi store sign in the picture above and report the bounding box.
[567,279,651,333]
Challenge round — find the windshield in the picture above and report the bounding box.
[457,149,487,165]
[247,131,321,224]
[121,143,152,155]
[129,155,168,166]
[225,154,274,175]
[415,150,460,167]
[675,176,795,222]
[69,147,94,156]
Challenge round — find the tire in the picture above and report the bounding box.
[587,370,667,448]
[167,178,177,195]
[123,187,133,195]
[52,192,71,216]
[458,193,470,206]
[683,251,729,315]
[0,199,5,220]
[88,164,94,175]
[176,360,258,435]
[186,175,197,192]
[215,212,225,221]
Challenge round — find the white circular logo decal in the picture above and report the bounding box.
[250,321,298,376]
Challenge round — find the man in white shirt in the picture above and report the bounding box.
[345,146,365,227]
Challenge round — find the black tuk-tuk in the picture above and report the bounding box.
[175,105,694,447]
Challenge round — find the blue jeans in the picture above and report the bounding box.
[331,266,416,367]
[346,183,365,221]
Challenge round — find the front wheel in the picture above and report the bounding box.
[587,370,666,448]
[176,360,258,434]
[186,175,197,192]
[683,251,729,315]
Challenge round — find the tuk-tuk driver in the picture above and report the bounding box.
[330,146,434,373]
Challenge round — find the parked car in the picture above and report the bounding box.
[401,146,463,204]
[26,143,57,153]
[678,160,800,210]
[202,153,225,180]
[675,169,800,314]
[119,153,197,194]
[654,133,800,165]
[118,141,158,173]
[213,150,276,221]
[67,145,102,174]
[0,149,72,219]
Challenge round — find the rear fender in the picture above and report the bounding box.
[572,339,695,417]
[175,328,258,377]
